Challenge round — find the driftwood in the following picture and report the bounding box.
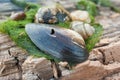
[0,33,24,80]
[22,56,53,80]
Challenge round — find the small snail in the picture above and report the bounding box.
[10,12,26,21]
[70,21,95,40]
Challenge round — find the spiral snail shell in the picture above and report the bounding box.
[70,21,95,40]
[10,12,26,21]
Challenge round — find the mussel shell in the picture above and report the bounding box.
[25,23,89,64]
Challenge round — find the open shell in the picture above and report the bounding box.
[35,4,71,24]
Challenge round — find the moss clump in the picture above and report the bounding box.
[85,23,103,52]
[57,21,71,29]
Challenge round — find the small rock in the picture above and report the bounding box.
[10,12,26,21]
[35,4,71,24]
[70,21,95,40]
[70,10,91,23]
[22,56,53,80]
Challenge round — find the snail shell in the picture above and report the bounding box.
[25,23,88,64]
[70,21,95,40]
[10,12,26,21]
[70,10,91,23]
[35,4,71,24]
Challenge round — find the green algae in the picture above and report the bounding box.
[85,23,103,52]
[57,22,71,29]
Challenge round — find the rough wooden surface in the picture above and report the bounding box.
[22,56,53,80]
[0,33,26,80]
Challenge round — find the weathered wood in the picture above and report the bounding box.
[0,33,27,79]
[0,33,54,80]
[61,61,120,80]
[22,56,53,80]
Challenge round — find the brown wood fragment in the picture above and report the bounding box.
[22,56,54,80]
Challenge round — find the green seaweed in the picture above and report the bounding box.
[85,23,103,52]
[57,22,70,29]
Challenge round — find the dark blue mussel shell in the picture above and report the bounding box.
[25,23,89,64]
